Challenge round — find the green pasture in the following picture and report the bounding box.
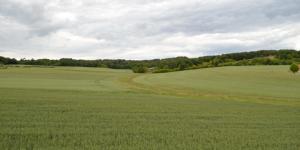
[0,66,299,149]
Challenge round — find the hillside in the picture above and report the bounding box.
[0,65,299,149]
[133,66,300,106]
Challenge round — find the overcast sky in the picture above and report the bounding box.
[0,0,300,59]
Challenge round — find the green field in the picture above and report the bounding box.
[0,66,299,149]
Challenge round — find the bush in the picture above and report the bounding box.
[0,63,7,69]
[290,63,299,73]
[153,69,174,73]
[132,66,148,73]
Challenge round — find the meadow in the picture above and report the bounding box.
[0,65,299,149]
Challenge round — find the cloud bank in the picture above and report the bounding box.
[0,0,300,59]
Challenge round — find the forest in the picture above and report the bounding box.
[1,49,300,73]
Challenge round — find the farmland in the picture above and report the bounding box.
[0,66,299,149]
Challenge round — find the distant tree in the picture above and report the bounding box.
[0,56,17,65]
[1,49,300,73]
[290,63,299,73]
[132,65,148,73]
[0,62,7,69]
[178,63,186,70]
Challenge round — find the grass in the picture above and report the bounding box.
[0,65,299,149]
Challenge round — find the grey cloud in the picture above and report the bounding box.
[149,0,300,35]
[0,1,45,24]
[0,0,66,36]
[0,0,299,59]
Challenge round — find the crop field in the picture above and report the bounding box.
[0,65,299,149]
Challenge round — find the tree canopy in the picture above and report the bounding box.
[1,49,300,73]
[290,63,299,73]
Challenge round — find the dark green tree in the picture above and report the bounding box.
[290,63,299,73]
[132,65,148,73]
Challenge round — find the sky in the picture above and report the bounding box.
[0,0,300,60]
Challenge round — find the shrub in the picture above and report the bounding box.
[153,69,174,73]
[290,63,299,73]
[132,66,148,73]
[0,63,7,69]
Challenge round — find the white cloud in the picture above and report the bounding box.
[0,0,299,59]
[163,23,300,50]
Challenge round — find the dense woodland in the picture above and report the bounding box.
[1,49,300,73]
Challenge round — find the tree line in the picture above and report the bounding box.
[1,49,300,73]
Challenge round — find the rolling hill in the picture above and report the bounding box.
[0,66,299,149]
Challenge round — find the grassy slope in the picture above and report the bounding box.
[0,66,299,150]
[133,66,300,106]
